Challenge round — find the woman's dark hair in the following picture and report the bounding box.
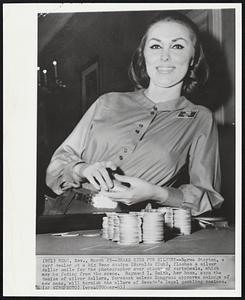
[128,11,209,96]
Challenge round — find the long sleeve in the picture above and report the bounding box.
[164,113,224,216]
[46,99,99,195]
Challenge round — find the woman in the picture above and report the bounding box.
[46,11,224,216]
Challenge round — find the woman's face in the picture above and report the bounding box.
[143,20,195,89]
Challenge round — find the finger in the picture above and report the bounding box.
[105,161,117,171]
[98,167,113,189]
[112,182,128,192]
[87,174,101,190]
[93,170,109,191]
[114,174,133,184]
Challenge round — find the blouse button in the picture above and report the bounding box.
[135,129,140,134]
[123,148,128,153]
[138,123,143,128]
[150,111,155,115]
[119,155,123,160]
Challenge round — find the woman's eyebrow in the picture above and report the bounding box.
[148,38,162,43]
[172,37,188,43]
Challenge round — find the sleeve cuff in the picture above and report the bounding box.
[71,161,89,182]
[164,187,200,213]
[167,187,184,207]
[59,161,89,191]
[155,187,184,207]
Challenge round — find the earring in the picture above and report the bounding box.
[189,62,194,72]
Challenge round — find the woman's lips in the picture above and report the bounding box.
[156,66,175,73]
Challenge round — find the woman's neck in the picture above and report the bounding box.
[144,82,182,103]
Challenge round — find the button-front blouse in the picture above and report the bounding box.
[46,90,224,215]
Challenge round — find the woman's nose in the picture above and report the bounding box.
[160,48,170,61]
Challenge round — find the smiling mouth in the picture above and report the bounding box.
[156,66,175,74]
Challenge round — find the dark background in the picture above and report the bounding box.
[37,9,235,231]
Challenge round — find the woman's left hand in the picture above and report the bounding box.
[100,174,157,206]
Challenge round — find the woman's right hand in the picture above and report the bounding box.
[74,161,117,191]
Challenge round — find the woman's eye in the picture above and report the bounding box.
[150,44,162,49]
[172,44,184,49]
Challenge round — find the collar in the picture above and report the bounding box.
[134,89,193,111]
